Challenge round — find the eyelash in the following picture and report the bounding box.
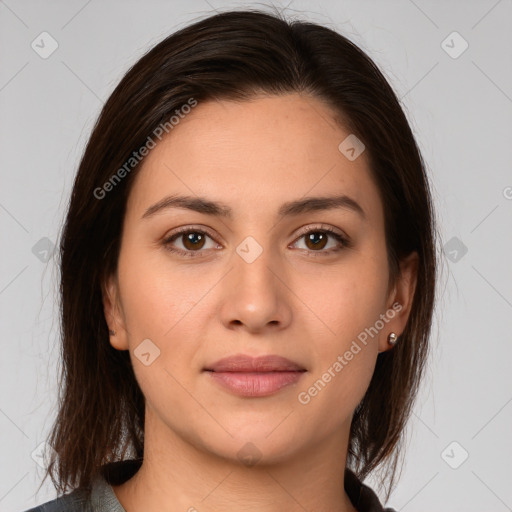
[162,225,351,259]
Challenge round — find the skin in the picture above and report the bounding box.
[102,92,418,512]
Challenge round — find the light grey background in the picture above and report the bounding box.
[1,1,511,511]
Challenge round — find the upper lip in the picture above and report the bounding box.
[204,354,306,372]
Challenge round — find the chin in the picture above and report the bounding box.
[196,422,308,467]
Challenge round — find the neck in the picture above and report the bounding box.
[112,411,357,512]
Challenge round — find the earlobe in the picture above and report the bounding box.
[378,251,419,353]
[378,331,400,353]
[101,273,129,351]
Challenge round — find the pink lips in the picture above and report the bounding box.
[204,354,306,397]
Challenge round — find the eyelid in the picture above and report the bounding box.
[163,224,222,244]
[292,223,348,242]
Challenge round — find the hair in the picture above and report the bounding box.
[41,7,438,502]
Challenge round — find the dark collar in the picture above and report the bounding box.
[344,467,396,511]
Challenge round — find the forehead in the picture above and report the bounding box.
[126,93,383,224]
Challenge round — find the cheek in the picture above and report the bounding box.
[295,266,384,425]
[300,348,377,434]
[117,242,201,338]
[295,253,389,349]
[116,241,216,391]
[116,248,205,403]
[292,252,387,413]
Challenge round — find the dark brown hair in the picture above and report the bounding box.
[41,7,438,501]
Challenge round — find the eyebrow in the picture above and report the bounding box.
[141,194,366,221]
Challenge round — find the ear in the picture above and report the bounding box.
[378,251,419,353]
[101,272,129,351]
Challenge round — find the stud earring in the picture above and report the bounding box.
[387,332,398,346]
[109,329,116,336]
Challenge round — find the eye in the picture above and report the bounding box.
[290,225,351,256]
[162,227,220,258]
[162,224,351,258]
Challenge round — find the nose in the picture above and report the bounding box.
[219,240,293,334]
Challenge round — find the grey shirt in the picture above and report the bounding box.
[24,470,125,512]
[24,459,396,511]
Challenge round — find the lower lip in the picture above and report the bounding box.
[206,371,305,397]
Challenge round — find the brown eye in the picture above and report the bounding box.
[303,232,329,251]
[292,227,349,256]
[163,228,219,257]
[163,225,349,259]
[181,232,206,250]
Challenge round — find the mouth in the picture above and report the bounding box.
[203,354,307,398]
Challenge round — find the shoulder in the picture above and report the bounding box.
[23,459,141,512]
[22,488,91,512]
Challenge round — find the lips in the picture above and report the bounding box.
[204,354,306,397]
[204,354,305,372]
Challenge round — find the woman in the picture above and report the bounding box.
[26,8,438,512]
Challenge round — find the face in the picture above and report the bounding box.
[103,93,417,466]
